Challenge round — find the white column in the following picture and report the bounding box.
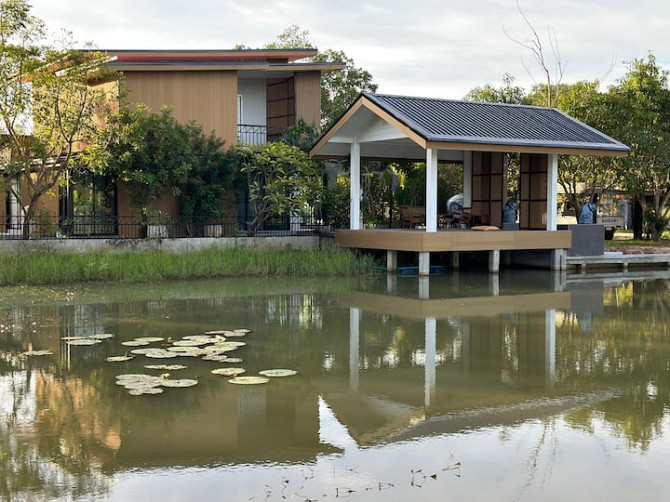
[426,148,438,232]
[546,154,558,231]
[463,151,473,208]
[350,140,361,230]
[387,250,398,271]
[424,317,437,408]
[419,252,431,276]
[419,276,430,299]
[349,307,360,392]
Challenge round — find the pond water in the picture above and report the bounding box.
[1,271,670,501]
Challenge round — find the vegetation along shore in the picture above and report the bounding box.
[0,247,378,286]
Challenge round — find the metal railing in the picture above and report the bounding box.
[237,124,289,145]
[0,214,333,240]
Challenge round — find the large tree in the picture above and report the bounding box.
[606,53,670,240]
[0,0,115,237]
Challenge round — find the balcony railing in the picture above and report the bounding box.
[237,124,290,145]
[0,214,334,240]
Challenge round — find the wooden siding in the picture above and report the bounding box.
[471,151,506,227]
[124,71,238,145]
[519,153,548,230]
[335,229,571,252]
[295,71,321,126]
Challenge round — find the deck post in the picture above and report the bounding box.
[449,251,460,270]
[550,249,567,271]
[489,249,500,273]
[387,249,398,271]
[350,140,361,230]
[419,251,430,276]
[426,148,438,232]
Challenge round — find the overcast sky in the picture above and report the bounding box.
[29,0,670,99]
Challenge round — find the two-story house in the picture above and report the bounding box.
[2,48,343,238]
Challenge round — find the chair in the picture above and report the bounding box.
[458,208,472,228]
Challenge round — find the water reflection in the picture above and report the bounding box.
[1,273,670,500]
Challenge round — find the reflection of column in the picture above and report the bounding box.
[386,272,397,294]
[545,309,556,387]
[349,308,360,392]
[425,317,436,408]
[551,270,566,292]
[461,319,470,377]
[419,276,430,299]
[489,273,500,296]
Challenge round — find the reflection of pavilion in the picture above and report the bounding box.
[319,275,571,446]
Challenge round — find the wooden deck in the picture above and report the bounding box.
[335,228,572,253]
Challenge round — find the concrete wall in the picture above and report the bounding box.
[0,236,331,255]
[561,224,605,257]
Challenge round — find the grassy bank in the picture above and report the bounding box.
[0,247,378,286]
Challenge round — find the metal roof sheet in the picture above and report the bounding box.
[364,93,629,153]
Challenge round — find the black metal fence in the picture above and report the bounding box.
[237,124,289,145]
[0,214,334,240]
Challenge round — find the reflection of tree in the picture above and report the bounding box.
[0,364,110,501]
[558,279,670,450]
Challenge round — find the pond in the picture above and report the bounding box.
[1,271,670,501]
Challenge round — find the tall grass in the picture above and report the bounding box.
[0,247,378,286]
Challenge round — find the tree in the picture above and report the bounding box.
[93,105,197,210]
[264,26,378,128]
[239,142,323,234]
[0,0,116,237]
[465,73,527,104]
[606,53,670,240]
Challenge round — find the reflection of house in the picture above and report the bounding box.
[2,49,343,238]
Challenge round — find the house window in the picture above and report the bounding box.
[237,94,243,125]
[4,177,21,230]
[60,169,116,236]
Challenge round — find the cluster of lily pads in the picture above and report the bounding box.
[105,328,297,394]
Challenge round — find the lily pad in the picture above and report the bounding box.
[211,367,245,376]
[228,376,270,385]
[172,339,210,347]
[106,355,134,362]
[92,333,114,340]
[67,338,103,346]
[134,337,164,343]
[223,357,243,363]
[121,340,150,347]
[204,330,228,335]
[145,364,187,370]
[201,354,230,362]
[22,349,52,356]
[160,378,198,388]
[128,387,164,396]
[259,369,297,378]
[144,349,179,359]
[234,328,252,334]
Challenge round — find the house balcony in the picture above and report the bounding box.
[237,124,290,145]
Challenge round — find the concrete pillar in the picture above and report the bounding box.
[387,249,398,272]
[426,148,438,232]
[449,251,460,270]
[550,249,567,271]
[419,251,431,276]
[488,249,500,273]
[489,273,500,296]
[350,140,361,230]
[386,272,397,294]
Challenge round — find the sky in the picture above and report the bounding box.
[28,0,670,100]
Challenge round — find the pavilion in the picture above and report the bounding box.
[309,93,629,274]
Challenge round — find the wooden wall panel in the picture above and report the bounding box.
[519,154,548,230]
[295,71,321,126]
[125,71,238,145]
[266,77,295,129]
[471,151,506,227]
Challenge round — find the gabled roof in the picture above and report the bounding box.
[310,93,630,160]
